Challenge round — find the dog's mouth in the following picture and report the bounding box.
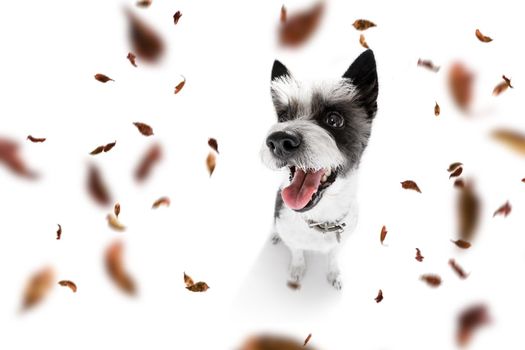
[281,166,338,212]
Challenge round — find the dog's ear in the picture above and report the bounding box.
[343,49,378,119]
[271,60,291,81]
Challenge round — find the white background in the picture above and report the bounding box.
[1,0,524,349]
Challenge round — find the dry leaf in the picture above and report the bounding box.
[133,122,154,136]
[475,29,492,43]
[240,335,313,350]
[449,166,463,179]
[103,141,116,152]
[502,75,513,88]
[174,76,186,94]
[401,180,421,193]
[280,5,287,23]
[107,213,126,231]
[27,135,46,143]
[303,334,312,347]
[359,34,369,49]
[114,202,121,218]
[56,224,62,240]
[492,129,525,155]
[457,304,490,347]
[448,162,463,172]
[434,102,440,116]
[449,259,468,279]
[94,73,114,83]
[126,9,164,62]
[152,196,170,208]
[415,248,424,262]
[0,138,37,179]
[186,281,210,292]
[105,240,136,295]
[87,164,111,206]
[380,225,387,245]
[135,143,162,182]
[183,272,194,288]
[492,75,512,96]
[58,280,77,293]
[208,138,219,153]
[90,145,105,155]
[522,178,525,183]
[287,281,301,290]
[21,266,54,311]
[457,181,480,241]
[420,274,441,287]
[352,19,376,31]
[454,178,465,188]
[448,62,474,111]
[493,201,511,217]
[206,151,216,176]
[451,239,471,249]
[136,0,151,8]
[173,11,182,25]
[417,59,440,72]
[279,2,324,47]
[375,289,383,303]
[127,52,137,67]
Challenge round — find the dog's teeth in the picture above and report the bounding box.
[321,175,328,183]
[325,168,331,177]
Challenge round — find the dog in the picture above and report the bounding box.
[260,49,378,290]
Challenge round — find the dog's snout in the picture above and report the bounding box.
[266,131,301,158]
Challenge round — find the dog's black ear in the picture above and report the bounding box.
[343,49,378,119]
[271,60,291,81]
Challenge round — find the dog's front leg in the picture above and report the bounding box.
[288,249,306,283]
[327,248,342,290]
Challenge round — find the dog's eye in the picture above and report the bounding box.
[324,112,344,128]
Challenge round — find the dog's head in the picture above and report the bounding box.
[261,49,378,212]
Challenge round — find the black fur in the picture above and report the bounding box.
[274,189,283,220]
[271,60,291,81]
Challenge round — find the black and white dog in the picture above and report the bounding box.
[261,49,378,290]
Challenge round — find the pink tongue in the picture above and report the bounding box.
[281,169,324,210]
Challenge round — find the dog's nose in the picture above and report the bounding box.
[266,131,301,158]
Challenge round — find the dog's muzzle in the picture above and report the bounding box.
[265,131,301,160]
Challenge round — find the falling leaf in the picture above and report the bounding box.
[103,141,116,152]
[107,213,126,231]
[522,178,525,183]
[240,335,312,350]
[58,280,77,293]
[183,272,194,288]
[127,52,137,67]
[447,162,463,172]
[380,225,387,245]
[434,102,440,116]
[401,180,421,193]
[105,240,136,295]
[415,248,424,262]
[90,145,105,155]
[135,143,162,182]
[186,281,210,292]
[279,2,324,47]
[114,202,121,218]
[475,29,492,42]
[303,334,312,347]
[352,19,376,31]
[420,274,442,287]
[492,75,512,96]
[493,201,511,217]
[126,9,164,63]
[375,289,383,303]
[449,166,463,179]
[133,122,154,136]
[0,137,37,179]
[451,239,471,249]
[174,76,186,94]
[152,196,170,208]
[136,0,151,8]
[208,138,219,153]
[21,267,54,311]
[492,129,525,155]
[448,62,474,111]
[280,5,287,23]
[27,135,46,143]
[502,75,513,88]
[457,181,480,241]
[206,152,216,176]
[173,11,182,25]
[454,179,465,188]
[359,34,369,49]
[457,304,490,347]
[56,224,62,240]
[287,281,301,290]
[94,73,114,83]
[87,164,112,206]
[417,59,440,72]
[449,259,468,279]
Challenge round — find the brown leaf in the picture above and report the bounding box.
[352,19,376,31]
[174,76,186,94]
[56,224,62,240]
[492,81,508,96]
[0,137,37,179]
[448,62,474,111]
[27,135,46,143]
[126,9,164,63]
[94,73,114,83]
[87,164,112,206]
[303,334,312,347]
[135,143,162,182]
[401,180,421,193]
[208,138,219,153]
[21,266,54,311]
[152,196,170,208]
[359,34,369,49]
[457,304,490,347]
[127,52,137,67]
[90,145,105,155]
[133,122,154,136]
[186,281,210,292]
[287,281,301,290]
[279,2,324,47]
[173,11,182,25]
[451,239,472,249]
[240,335,313,350]
[206,152,216,176]
[475,29,492,43]
[492,129,525,155]
[415,248,424,262]
[434,102,440,116]
[457,181,480,241]
[493,201,511,217]
[502,75,513,88]
[107,213,126,231]
[103,141,116,152]
[449,166,463,179]
[522,178,525,183]
[105,240,136,295]
[114,202,121,218]
[183,272,194,288]
[380,225,387,245]
[417,59,440,72]
[449,259,468,279]
[280,5,287,23]
[136,0,151,8]
[375,289,383,303]
[58,280,77,293]
[447,162,463,172]
[420,274,441,287]
[454,178,465,188]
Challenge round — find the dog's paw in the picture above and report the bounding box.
[327,271,343,290]
[270,233,281,245]
[288,263,306,283]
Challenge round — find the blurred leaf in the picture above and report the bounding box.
[415,248,424,262]
[417,59,440,72]
[87,164,112,206]
[492,129,525,155]
[457,304,490,347]
[173,11,182,25]
[94,73,114,83]
[21,267,54,311]
[375,289,383,303]
[105,241,136,295]
[449,259,468,279]
[27,135,46,143]
[133,122,154,136]
[126,9,164,63]
[475,29,492,42]
[380,225,387,244]
[279,2,324,47]
[420,274,441,287]
[135,143,162,182]
[352,19,376,30]
[493,201,511,217]
[448,62,474,111]
[457,181,480,241]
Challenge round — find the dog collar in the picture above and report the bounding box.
[307,218,346,243]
